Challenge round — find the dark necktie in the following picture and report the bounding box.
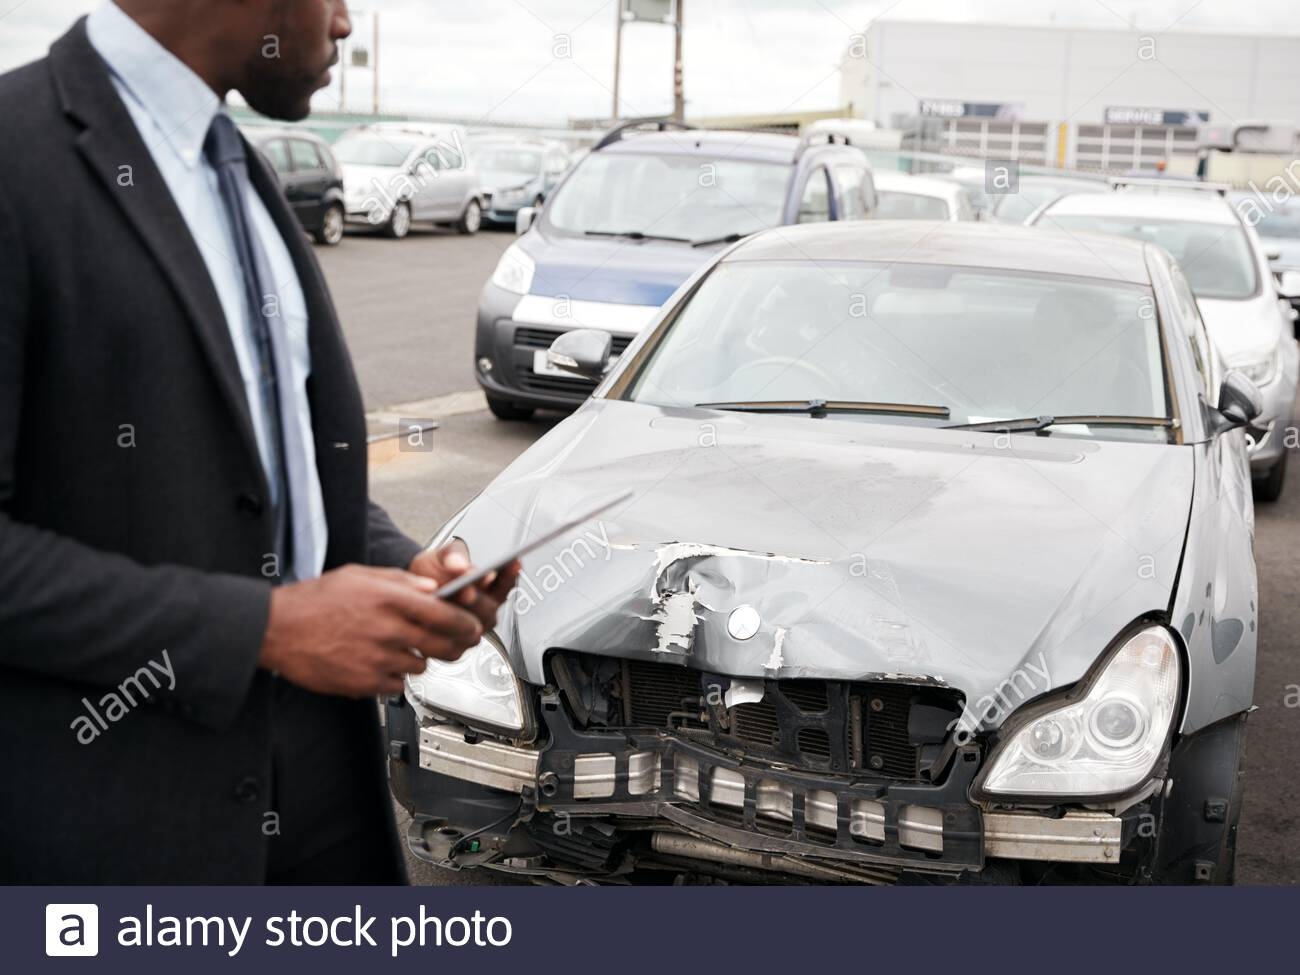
[203,112,317,582]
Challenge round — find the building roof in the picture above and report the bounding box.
[865,16,1300,41]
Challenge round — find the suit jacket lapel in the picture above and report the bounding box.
[48,19,266,488]
[244,147,366,439]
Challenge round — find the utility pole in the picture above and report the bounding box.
[612,2,624,122]
[339,37,347,111]
[372,10,380,114]
[672,0,684,122]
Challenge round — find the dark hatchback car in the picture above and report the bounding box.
[246,127,346,246]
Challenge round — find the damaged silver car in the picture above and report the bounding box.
[387,222,1260,885]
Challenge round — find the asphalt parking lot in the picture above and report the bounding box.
[325,226,1300,886]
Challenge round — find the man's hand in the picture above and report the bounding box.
[258,563,486,698]
[407,538,521,635]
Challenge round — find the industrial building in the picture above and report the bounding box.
[840,18,1300,170]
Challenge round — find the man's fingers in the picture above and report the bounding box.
[440,538,471,572]
[380,622,471,662]
[382,584,483,644]
[485,560,522,601]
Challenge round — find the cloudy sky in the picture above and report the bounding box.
[0,0,1293,123]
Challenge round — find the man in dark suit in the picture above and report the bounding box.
[0,0,518,882]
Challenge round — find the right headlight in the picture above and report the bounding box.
[978,625,1181,799]
[406,631,528,735]
[491,242,535,295]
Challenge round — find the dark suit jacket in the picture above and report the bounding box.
[0,19,420,882]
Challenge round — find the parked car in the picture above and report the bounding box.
[333,123,485,238]
[1246,199,1300,272]
[874,171,976,221]
[938,165,993,219]
[245,127,345,246]
[1031,182,1299,500]
[470,137,571,224]
[475,119,877,420]
[1230,192,1300,319]
[989,173,1107,223]
[391,221,1260,885]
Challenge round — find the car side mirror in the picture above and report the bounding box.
[516,206,538,235]
[547,328,612,379]
[1210,370,1263,434]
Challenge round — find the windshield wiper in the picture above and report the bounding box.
[584,230,691,243]
[695,399,951,419]
[943,414,1178,433]
[691,231,753,248]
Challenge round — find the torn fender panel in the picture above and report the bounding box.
[452,399,1195,728]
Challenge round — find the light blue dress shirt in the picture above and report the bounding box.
[87,0,327,580]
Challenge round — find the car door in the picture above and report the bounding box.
[259,137,293,197]
[403,144,441,220]
[432,135,474,220]
[794,167,834,224]
[287,138,327,229]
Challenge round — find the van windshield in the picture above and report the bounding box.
[545,152,789,241]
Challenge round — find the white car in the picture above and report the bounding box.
[873,171,976,222]
[333,123,485,238]
[1030,185,1299,500]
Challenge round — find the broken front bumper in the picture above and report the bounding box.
[392,700,1126,881]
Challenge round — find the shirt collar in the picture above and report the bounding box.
[86,1,222,170]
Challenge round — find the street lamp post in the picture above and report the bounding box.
[612,3,624,121]
[672,0,684,123]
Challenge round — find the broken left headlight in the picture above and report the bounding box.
[405,632,529,735]
[977,625,1181,800]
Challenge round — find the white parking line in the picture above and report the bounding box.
[366,389,488,432]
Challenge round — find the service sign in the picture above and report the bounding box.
[1104,107,1210,126]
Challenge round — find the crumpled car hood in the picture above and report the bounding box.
[453,400,1194,728]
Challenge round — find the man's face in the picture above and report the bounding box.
[239,0,351,121]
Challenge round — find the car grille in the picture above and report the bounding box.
[549,651,965,783]
[511,324,633,397]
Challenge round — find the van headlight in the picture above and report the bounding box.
[1232,348,1280,387]
[406,632,528,734]
[491,242,535,295]
[977,625,1181,799]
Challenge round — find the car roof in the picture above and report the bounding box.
[598,129,803,165]
[724,221,1154,286]
[1042,189,1239,226]
[1018,173,1108,189]
[244,127,325,144]
[874,171,963,201]
[472,135,558,147]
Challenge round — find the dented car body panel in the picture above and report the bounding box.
[390,223,1258,884]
